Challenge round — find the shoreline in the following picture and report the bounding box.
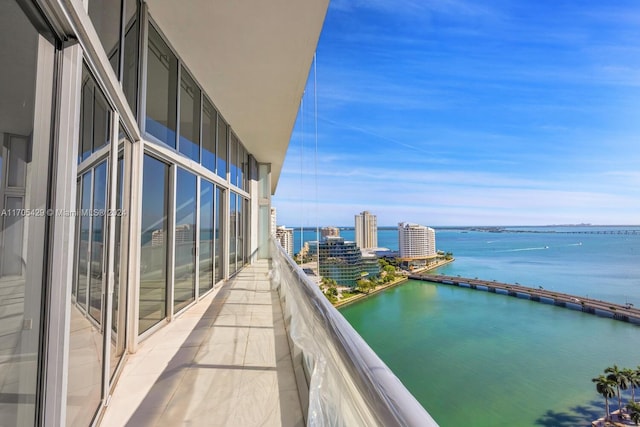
[333,257,455,309]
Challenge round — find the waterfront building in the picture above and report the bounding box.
[398,222,437,270]
[355,210,378,249]
[318,236,380,287]
[275,225,294,258]
[321,226,340,238]
[0,1,437,426]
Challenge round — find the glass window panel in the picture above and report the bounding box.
[6,136,27,187]
[79,66,111,162]
[93,88,111,153]
[174,168,196,313]
[110,144,127,379]
[216,117,227,179]
[69,165,104,427]
[215,187,223,282]
[88,0,122,77]
[199,180,214,294]
[89,161,107,323]
[179,67,201,161]
[229,133,238,187]
[3,197,24,276]
[80,74,93,162]
[123,0,139,115]
[139,155,169,333]
[76,171,92,310]
[237,196,244,267]
[202,98,216,172]
[0,2,53,425]
[229,192,237,274]
[239,144,246,191]
[146,25,178,148]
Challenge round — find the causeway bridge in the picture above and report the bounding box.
[408,273,640,325]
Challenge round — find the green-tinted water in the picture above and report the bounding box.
[340,280,640,426]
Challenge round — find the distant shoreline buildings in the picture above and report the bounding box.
[275,225,294,257]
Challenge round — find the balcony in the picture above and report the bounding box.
[100,239,437,426]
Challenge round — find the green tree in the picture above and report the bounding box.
[593,375,617,420]
[624,367,640,402]
[606,365,630,412]
[626,401,640,425]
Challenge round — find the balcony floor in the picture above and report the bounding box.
[100,259,304,426]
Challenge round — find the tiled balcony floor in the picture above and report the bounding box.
[100,260,304,427]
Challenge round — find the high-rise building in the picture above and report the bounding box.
[275,225,294,257]
[354,211,378,249]
[321,226,340,238]
[398,222,437,259]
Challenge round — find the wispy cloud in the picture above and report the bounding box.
[274,0,640,227]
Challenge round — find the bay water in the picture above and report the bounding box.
[294,226,640,426]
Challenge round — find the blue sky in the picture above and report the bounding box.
[272,0,640,227]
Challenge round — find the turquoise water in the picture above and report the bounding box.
[295,226,640,426]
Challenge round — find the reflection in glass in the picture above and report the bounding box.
[0,4,50,423]
[76,172,92,310]
[80,76,93,162]
[69,161,106,426]
[89,161,107,323]
[217,117,227,179]
[229,192,237,274]
[79,66,111,163]
[179,67,201,161]
[146,25,178,148]
[123,0,139,115]
[174,168,196,312]
[88,0,122,76]
[237,196,244,267]
[139,155,169,333]
[110,152,126,379]
[199,180,214,294]
[229,133,238,187]
[202,98,216,172]
[238,144,245,191]
[215,187,223,282]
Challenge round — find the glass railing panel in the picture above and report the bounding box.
[269,238,439,427]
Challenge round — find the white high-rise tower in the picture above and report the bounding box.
[355,210,378,249]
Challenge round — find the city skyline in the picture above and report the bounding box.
[272,0,640,227]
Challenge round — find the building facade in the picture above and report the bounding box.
[398,222,437,259]
[354,210,378,249]
[321,226,340,238]
[318,236,380,287]
[0,0,327,425]
[275,225,294,258]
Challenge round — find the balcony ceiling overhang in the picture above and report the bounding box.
[146,0,328,193]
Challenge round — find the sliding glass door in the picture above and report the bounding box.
[139,155,169,333]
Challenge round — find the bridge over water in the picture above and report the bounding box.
[408,273,640,325]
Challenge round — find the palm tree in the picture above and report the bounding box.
[626,401,640,425]
[606,365,630,412]
[624,368,640,403]
[593,375,617,421]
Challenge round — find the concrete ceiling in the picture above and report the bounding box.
[146,0,328,194]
